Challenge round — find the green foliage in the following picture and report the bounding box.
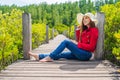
[54,24,68,34]
[32,23,46,48]
[0,0,98,27]
[0,8,58,71]
[0,9,23,70]
[100,2,120,60]
[32,23,58,49]
[69,25,75,39]
[112,30,120,60]
[0,0,118,28]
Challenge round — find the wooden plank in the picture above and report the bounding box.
[1,70,111,74]
[0,73,119,77]
[8,59,103,64]
[3,68,114,71]
[6,60,105,67]
[5,64,111,70]
[0,77,118,80]
[7,64,107,68]
[7,62,107,67]
[8,61,103,65]
[3,67,115,72]
[4,64,111,69]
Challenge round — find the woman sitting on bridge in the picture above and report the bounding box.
[29,13,99,62]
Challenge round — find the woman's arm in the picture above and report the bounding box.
[75,27,80,42]
[77,28,98,52]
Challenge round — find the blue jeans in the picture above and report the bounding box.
[39,39,92,61]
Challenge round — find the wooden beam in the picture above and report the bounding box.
[22,13,32,60]
[46,25,49,43]
[95,12,105,60]
[52,27,54,39]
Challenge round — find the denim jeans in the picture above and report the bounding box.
[39,39,92,61]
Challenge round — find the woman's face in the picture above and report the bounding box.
[83,16,91,26]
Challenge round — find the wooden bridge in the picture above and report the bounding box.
[0,35,120,80]
[0,12,120,80]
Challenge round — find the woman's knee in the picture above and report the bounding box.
[62,39,70,44]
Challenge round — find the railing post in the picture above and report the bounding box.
[46,25,49,43]
[95,12,105,60]
[52,27,54,39]
[22,13,32,60]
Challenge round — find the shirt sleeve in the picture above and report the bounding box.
[77,28,98,52]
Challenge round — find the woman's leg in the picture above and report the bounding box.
[39,51,77,60]
[40,39,92,62]
[60,40,92,61]
[29,51,77,61]
[49,39,91,61]
[40,39,74,62]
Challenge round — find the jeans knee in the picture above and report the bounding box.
[62,39,70,44]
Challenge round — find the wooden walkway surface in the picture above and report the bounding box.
[0,35,120,80]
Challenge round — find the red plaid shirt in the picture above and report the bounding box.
[76,27,98,52]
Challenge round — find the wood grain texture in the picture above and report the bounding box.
[95,12,105,60]
[22,13,32,60]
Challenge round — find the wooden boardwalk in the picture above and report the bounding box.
[0,35,120,80]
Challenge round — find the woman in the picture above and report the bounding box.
[29,13,99,62]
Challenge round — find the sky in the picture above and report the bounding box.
[0,0,80,6]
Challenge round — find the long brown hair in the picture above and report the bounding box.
[78,16,96,42]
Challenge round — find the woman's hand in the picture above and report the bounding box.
[76,25,81,30]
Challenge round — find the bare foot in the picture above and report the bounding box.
[39,56,53,62]
[28,52,39,60]
[117,69,120,73]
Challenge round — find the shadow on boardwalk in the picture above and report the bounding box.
[0,35,120,80]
